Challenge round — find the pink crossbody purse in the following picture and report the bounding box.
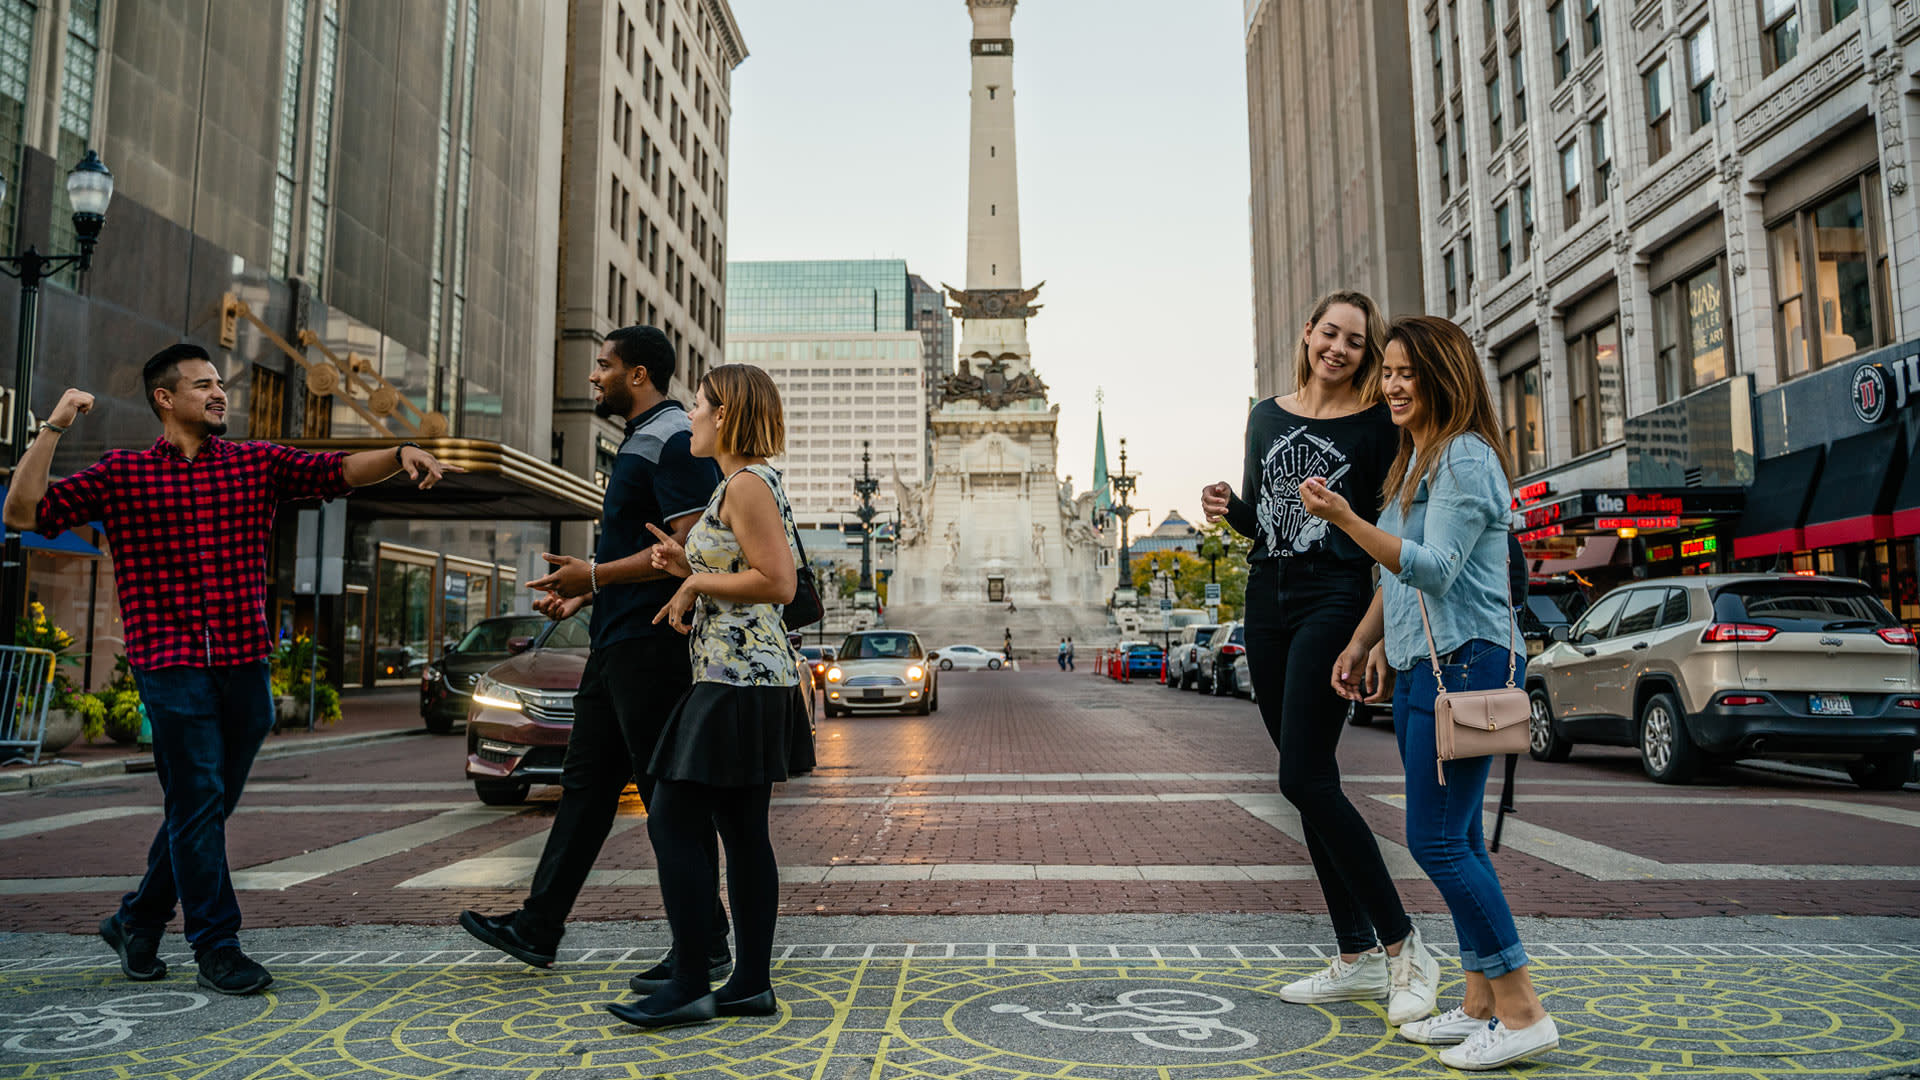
[1413,550,1529,785]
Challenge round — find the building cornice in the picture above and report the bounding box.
[702,0,749,68]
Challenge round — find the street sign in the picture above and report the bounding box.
[1204,582,1221,603]
[1159,597,1172,611]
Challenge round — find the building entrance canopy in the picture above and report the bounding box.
[276,438,602,521]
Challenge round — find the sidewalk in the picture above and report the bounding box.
[0,687,425,792]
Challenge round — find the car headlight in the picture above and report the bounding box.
[472,675,525,711]
[826,666,843,682]
[907,665,925,681]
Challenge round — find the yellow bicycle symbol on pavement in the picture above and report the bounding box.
[989,988,1258,1053]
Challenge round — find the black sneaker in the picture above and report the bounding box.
[98,916,167,982]
[459,909,559,968]
[629,945,734,994]
[196,947,273,995]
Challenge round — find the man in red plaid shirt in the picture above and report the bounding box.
[2,343,458,995]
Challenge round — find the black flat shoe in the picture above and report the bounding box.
[459,910,557,968]
[606,993,716,1029]
[629,950,734,994]
[715,990,779,1017]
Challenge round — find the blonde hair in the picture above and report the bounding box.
[1293,290,1387,404]
[699,363,786,458]
[1380,315,1515,513]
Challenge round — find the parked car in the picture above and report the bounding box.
[421,614,563,734]
[799,644,838,688]
[1167,623,1221,690]
[825,630,939,717]
[930,643,1005,671]
[1197,622,1246,695]
[1233,652,1258,703]
[1123,641,1165,679]
[1527,574,1920,788]
[1520,575,1592,656]
[463,615,594,805]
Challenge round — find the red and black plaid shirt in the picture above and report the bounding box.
[35,437,351,670]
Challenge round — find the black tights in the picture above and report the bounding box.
[646,780,778,1007]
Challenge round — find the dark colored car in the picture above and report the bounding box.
[799,645,838,688]
[421,614,562,733]
[463,615,593,805]
[1520,575,1592,656]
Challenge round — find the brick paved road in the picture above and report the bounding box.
[2,668,1915,932]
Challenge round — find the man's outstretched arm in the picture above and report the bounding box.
[3,388,95,531]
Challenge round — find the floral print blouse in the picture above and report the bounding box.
[686,464,803,688]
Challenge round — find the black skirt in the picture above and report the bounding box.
[650,681,804,786]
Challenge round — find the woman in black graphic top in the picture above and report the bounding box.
[1200,291,1440,1027]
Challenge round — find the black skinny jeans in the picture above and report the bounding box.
[1243,560,1412,956]
[650,780,780,998]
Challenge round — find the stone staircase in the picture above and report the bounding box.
[880,601,1120,661]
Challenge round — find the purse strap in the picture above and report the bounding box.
[1413,532,1520,689]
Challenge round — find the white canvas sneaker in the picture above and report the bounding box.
[1385,926,1440,1025]
[1278,949,1389,1003]
[1437,1014,1561,1070]
[1398,1006,1490,1045]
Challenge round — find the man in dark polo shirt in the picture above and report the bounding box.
[460,326,730,986]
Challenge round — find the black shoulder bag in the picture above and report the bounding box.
[717,467,821,631]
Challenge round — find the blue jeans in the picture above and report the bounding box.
[1393,639,1530,977]
[117,661,275,956]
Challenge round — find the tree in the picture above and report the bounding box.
[1127,523,1253,619]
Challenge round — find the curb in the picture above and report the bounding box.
[0,726,428,793]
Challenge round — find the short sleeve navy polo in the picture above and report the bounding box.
[590,400,724,646]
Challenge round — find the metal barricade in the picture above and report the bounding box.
[0,645,57,767]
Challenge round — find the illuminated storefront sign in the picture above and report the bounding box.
[1680,536,1718,558]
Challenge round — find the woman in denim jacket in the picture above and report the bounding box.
[1300,316,1559,1071]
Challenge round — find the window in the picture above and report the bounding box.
[1560,141,1582,224]
[1550,1,1572,82]
[1581,0,1602,51]
[1488,72,1504,149]
[1653,258,1732,404]
[1567,318,1623,453]
[1431,23,1445,99]
[0,0,34,252]
[249,366,287,439]
[1822,0,1859,30]
[1590,115,1613,196]
[1444,251,1458,313]
[1455,101,1468,188]
[1573,590,1628,643]
[1519,182,1534,259]
[1483,0,1498,43]
[1509,45,1528,124]
[1463,234,1476,295]
[1497,202,1514,276]
[1686,24,1715,129]
[1770,172,1890,377]
[1438,129,1451,200]
[1645,60,1672,162]
[1614,589,1666,637]
[1501,363,1545,474]
[1659,589,1691,627]
[1760,0,1799,74]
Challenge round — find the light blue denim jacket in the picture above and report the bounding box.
[1378,435,1517,671]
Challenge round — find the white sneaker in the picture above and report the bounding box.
[1278,949,1389,1003]
[1385,926,1440,1025]
[1437,1015,1560,1070]
[1398,1006,1489,1045]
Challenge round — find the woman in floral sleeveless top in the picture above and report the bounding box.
[609,364,805,1031]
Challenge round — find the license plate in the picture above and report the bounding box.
[1810,693,1853,715]
[863,688,886,700]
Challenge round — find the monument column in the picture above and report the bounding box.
[967,0,1022,294]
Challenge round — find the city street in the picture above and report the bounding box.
[2,668,1917,1078]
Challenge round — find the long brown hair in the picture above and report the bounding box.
[1380,316,1515,513]
[1292,290,1387,405]
[699,363,786,458]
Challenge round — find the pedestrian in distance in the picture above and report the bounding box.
[1058,637,1069,671]
[458,326,734,989]
[1303,315,1559,1070]
[1199,291,1441,1027]
[1003,626,1014,660]
[1066,636,1075,671]
[612,362,808,1029]
[1,344,460,996]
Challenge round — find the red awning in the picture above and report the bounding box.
[1732,446,1824,561]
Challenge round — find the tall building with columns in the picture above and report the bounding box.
[1411,0,1920,622]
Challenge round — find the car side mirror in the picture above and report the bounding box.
[506,636,533,655]
[1549,625,1571,644]
[926,651,939,660]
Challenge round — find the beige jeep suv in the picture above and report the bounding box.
[1526,574,1920,788]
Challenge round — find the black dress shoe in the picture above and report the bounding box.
[99,916,167,981]
[196,947,273,995]
[715,989,779,1017]
[606,993,716,1029]
[629,948,734,994]
[459,910,557,968]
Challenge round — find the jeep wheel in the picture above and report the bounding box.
[1638,691,1699,784]
[1847,752,1914,791]
[1528,687,1573,762]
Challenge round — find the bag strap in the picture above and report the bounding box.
[1412,530,1520,689]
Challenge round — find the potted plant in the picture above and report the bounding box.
[14,603,92,752]
[98,655,144,745]
[271,635,341,729]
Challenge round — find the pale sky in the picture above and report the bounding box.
[725,0,1255,533]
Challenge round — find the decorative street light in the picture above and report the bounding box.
[853,440,879,609]
[0,149,116,646]
[1111,437,1139,583]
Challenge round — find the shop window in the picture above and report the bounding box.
[1686,23,1715,130]
[376,558,432,681]
[1652,257,1732,404]
[1500,362,1546,475]
[1759,0,1799,75]
[1550,1,1572,82]
[1769,172,1890,378]
[1644,60,1672,163]
[1567,318,1623,454]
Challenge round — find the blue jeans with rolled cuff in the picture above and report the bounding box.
[1393,639,1531,978]
[117,660,275,957]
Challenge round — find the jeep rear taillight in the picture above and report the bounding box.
[1701,623,1778,643]
[1876,627,1918,646]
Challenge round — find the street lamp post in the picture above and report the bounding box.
[0,150,115,647]
[1111,438,1139,584]
[854,441,878,601]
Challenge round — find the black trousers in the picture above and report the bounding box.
[520,635,729,949]
[1243,560,1412,955]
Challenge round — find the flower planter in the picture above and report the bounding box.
[39,709,82,754]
